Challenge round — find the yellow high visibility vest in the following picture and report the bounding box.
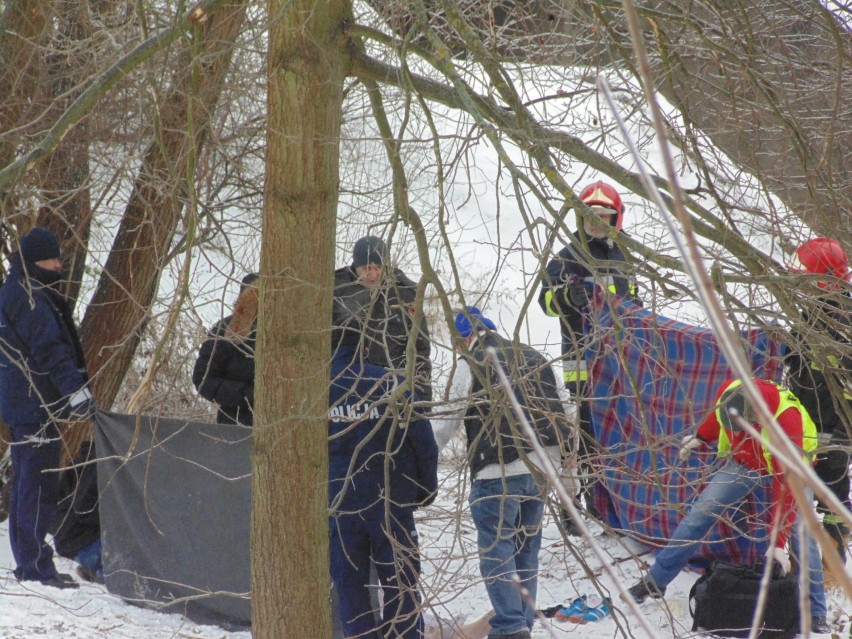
[715,379,817,474]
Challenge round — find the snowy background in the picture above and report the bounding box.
[3,461,852,638]
[3,12,851,637]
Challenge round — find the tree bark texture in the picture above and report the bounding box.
[251,1,349,636]
[78,1,249,409]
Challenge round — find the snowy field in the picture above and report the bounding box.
[2,460,852,638]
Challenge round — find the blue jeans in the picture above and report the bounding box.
[469,473,544,637]
[648,459,826,616]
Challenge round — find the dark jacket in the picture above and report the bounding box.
[51,440,100,559]
[0,256,90,425]
[192,287,257,425]
[463,332,571,478]
[538,232,640,360]
[332,266,433,403]
[785,295,852,437]
[328,346,438,512]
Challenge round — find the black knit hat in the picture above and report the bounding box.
[20,227,61,263]
[352,236,386,268]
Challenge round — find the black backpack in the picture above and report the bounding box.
[689,561,800,639]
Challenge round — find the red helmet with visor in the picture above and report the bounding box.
[579,180,625,230]
[787,238,851,290]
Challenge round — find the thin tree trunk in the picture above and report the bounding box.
[251,1,349,635]
[78,1,249,409]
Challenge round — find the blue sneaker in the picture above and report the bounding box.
[554,596,587,621]
[569,597,611,623]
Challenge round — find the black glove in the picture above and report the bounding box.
[566,282,592,308]
[67,398,97,422]
[417,487,437,508]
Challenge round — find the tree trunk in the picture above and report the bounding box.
[251,1,349,635]
[78,1,249,409]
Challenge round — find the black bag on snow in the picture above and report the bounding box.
[689,561,800,639]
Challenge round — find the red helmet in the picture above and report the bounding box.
[788,238,851,290]
[579,180,624,230]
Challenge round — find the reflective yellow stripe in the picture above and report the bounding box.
[607,284,617,294]
[563,359,587,383]
[544,290,560,317]
[715,380,817,473]
[563,369,588,383]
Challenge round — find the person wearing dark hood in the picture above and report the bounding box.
[538,181,642,534]
[0,226,96,589]
[193,273,258,426]
[332,236,433,406]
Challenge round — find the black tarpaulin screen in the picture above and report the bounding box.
[93,411,252,628]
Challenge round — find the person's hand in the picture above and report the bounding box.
[678,435,702,462]
[68,398,97,422]
[566,282,592,309]
[764,546,791,576]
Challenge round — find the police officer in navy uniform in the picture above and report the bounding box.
[328,330,438,639]
[538,181,641,533]
[0,227,96,588]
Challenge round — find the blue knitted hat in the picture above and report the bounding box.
[454,306,496,338]
[20,227,61,263]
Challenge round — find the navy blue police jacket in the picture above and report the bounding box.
[328,346,439,513]
[0,258,89,425]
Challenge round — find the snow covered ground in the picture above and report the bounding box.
[3,459,851,638]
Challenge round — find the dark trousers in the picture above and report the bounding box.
[565,380,601,518]
[330,505,423,639]
[9,422,62,580]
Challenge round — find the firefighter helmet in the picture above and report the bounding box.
[788,238,851,290]
[579,180,624,230]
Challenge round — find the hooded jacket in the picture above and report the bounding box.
[332,265,432,403]
[0,255,90,425]
[192,286,257,425]
[696,379,817,548]
[784,294,852,437]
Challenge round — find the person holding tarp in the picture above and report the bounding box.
[786,238,852,563]
[627,378,831,635]
[328,329,439,639]
[538,180,641,534]
[0,227,97,589]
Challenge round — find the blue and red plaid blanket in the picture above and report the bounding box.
[586,299,784,565]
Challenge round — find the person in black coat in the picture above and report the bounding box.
[51,440,103,583]
[328,331,439,639]
[193,274,258,425]
[332,236,433,405]
[786,238,852,561]
[537,180,641,533]
[0,227,96,589]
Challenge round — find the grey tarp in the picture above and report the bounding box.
[94,411,252,628]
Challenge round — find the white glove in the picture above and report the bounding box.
[678,435,702,462]
[558,459,580,498]
[765,546,791,576]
